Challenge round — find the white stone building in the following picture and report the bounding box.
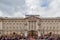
[0,15,60,36]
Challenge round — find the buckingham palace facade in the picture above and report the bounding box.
[0,15,60,36]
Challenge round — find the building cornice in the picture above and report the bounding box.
[0,16,60,20]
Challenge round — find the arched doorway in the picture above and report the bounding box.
[28,30,38,37]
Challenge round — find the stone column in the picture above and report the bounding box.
[38,31,41,37]
[27,21,29,30]
[36,20,39,30]
[0,21,3,35]
[36,21,37,30]
[25,31,28,37]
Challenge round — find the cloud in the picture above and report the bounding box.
[25,0,40,15]
[26,0,60,17]
[0,11,3,16]
[14,12,25,17]
[44,0,60,17]
[0,0,60,17]
[0,0,26,17]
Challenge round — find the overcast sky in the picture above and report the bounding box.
[0,0,60,17]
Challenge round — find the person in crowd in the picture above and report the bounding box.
[56,36,60,40]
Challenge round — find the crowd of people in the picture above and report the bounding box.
[0,32,60,40]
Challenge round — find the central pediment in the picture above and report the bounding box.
[25,15,40,20]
